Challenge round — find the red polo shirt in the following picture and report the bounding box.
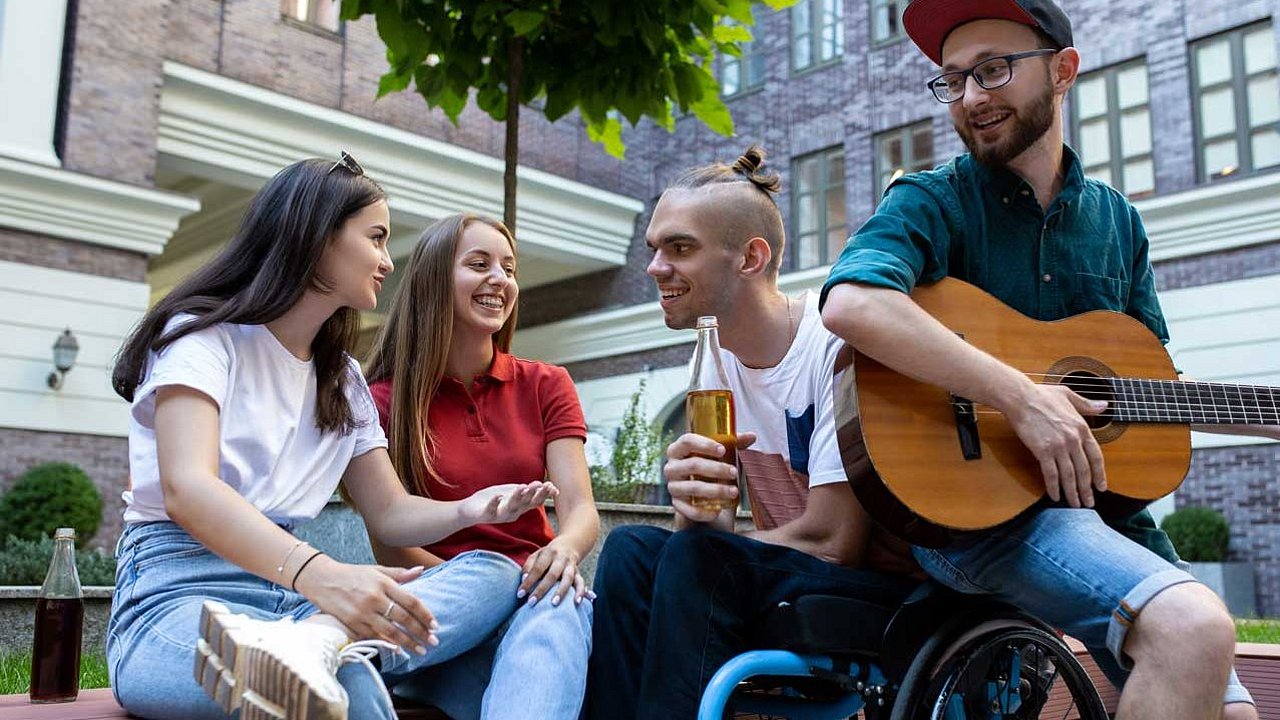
[368,351,587,565]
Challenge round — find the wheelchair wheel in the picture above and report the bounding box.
[892,618,1108,720]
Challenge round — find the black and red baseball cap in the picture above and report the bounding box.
[903,0,1074,66]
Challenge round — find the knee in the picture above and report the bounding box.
[654,526,731,579]
[1132,582,1236,669]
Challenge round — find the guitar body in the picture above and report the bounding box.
[844,277,1191,546]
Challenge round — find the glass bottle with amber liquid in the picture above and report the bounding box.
[30,527,83,704]
[686,316,739,512]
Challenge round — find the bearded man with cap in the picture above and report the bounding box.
[821,1,1274,717]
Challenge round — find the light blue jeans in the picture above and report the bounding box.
[390,587,593,720]
[107,522,591,719]
[913,508,1253,706]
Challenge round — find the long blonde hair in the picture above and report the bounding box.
[365,214,518,496]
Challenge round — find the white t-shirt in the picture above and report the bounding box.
[717,292,849,531]
[124,315,388,524]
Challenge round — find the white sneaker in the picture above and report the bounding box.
[194,600,350,720]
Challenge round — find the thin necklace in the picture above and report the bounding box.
[785,295,795,341]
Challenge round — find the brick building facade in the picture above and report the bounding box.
[1,0,1278,612]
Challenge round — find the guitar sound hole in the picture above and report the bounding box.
[1060,371,1115,429]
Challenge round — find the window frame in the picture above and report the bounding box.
[870,0,905,47]
[280,0,342,35]
[1189,21,1280,183]
[791,0,844,74]
[722,21,767,97]
[872,120,935,203]
[790,145,847,269]
[1069,57,1156,198]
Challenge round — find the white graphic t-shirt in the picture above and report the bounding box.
[717,292,849,531]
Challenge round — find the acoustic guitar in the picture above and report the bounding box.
[835,276,1280,548]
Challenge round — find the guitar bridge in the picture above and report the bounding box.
[951,394,982,460]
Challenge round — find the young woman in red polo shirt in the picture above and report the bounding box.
[364,213,599,720]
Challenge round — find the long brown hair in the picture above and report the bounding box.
[365,214,518,495]
[113,158,387,433]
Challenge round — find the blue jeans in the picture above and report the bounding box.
[913,508,1253,705]
[584,525,918,720]
[390,591,593,720]
[107,522,587,719]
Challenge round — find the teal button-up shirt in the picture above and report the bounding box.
[821,147,1178,562]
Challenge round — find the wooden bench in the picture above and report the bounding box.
[6,643,1280,720]
[0,690,449,719]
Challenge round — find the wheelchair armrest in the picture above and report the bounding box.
[760,594,897,657]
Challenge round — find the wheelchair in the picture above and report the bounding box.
[698,581,1109,720]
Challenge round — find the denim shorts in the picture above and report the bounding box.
[912,508,1252,706]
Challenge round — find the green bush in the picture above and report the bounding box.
[0,535,117,586]
[590,379,669,504]
[1161,506,1230,562]
[0,462,103,547]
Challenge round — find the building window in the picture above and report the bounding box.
[791,0,844,72]
[874,121,934,200]
[1191,22,1280,182]
[1071,59,1155,198]
[871,0,904,45]
[281,0,340,33]
[792,146,846,269]
[722,23,766,96]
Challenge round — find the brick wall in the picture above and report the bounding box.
[0,228,146,282]
[60,0,631,194]
[1156,241,1280,292]
[565,344,694,384]
[1177,443,1280,616]
[0,428,129,552]
[61,0,171,186]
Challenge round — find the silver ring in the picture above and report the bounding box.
[383,600,395,619]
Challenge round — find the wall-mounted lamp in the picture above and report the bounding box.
[46,328,79,390]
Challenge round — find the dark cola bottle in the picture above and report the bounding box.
[30,527,83,703]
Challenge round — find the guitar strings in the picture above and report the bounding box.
[921,372,1280,417]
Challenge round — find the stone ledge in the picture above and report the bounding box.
[0,586,114,600]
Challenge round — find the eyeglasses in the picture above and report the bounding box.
[327,150,365,176]
[926,49,1059,104]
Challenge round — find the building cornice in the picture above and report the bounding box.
[0,157,200,256]
[1137,172,1280,262]
[157,62,643,274]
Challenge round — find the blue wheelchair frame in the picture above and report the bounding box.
[698,650,891,720]
[695,583,1093,720]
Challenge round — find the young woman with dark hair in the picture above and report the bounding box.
[362,213,598,720]
[107,156,555,720]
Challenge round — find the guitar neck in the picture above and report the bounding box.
[1108,378,1280,425]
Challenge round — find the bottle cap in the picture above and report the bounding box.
[696,316,718,329]
[54,528,76,541]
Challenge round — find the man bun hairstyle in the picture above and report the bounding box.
[729,144,783,195]
[667,144,787,275]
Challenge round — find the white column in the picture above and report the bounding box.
[0,0,69,166]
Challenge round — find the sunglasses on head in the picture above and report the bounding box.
[327,150,365,176]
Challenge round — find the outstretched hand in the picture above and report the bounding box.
[460,481,558,525]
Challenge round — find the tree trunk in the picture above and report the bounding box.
[503,37,523,235]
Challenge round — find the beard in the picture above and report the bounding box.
[955,81,1055,168]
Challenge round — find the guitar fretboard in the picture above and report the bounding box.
[1108,378,1280,425]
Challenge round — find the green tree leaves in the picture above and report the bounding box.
[344,0,795,159]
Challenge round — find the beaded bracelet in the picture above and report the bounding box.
[290,549,325,591]
[276,540,308,576]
